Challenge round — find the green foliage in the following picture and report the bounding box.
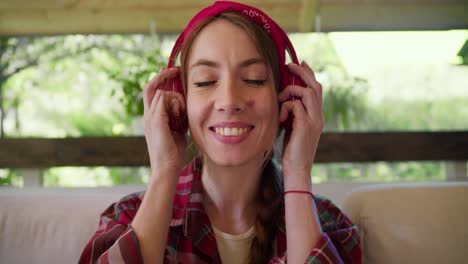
[0,169,21,186]
[365,98,468,131]
[64,112,129,137]
[43,166,149,187]
[292,33,371,131]
[323,77,369,131]
[1,35,134,137]
[312,162,445,183]
[1,33,466,187]
[107,167,149,185]
[106,48,167,117]
[456,38,468,65]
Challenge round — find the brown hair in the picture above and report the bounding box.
[179,13,285,263]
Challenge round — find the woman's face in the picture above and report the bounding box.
[186,19,279,167]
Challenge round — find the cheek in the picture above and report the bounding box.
[257,92,280,139]
[186,92,211,136]
[186,94,200,130]
[258,89,279,121]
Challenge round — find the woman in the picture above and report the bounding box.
[79,1,361,263]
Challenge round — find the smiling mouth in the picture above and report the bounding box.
[210,126,253,136]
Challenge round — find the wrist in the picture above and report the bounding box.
[149,168,180,188]
[284,190,313,197]
[283,172,311,191]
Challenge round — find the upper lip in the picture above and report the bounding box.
[210,122,254,128]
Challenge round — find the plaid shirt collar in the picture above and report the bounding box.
[169,157,287,258]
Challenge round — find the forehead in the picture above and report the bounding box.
[188,19,262,64]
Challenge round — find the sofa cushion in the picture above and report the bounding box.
[342,182,468,264]
[0,187,142,264]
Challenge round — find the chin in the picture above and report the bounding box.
[205,152,258,167]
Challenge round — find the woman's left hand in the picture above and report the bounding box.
[279,61,323,188]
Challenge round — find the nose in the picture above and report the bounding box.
[214,79,246,114]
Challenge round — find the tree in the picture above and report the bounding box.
[105,47,167,117]
[0,35,152,138]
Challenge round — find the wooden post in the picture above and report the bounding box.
[22,169,43,187]
[445,162,468,181]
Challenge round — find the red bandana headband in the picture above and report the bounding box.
[168,1,300,68]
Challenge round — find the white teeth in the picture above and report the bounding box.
[214,127,250,136]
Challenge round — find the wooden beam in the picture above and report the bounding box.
[298,0,317,32]
[315,131,468,163]
[0,0,302,35]
[1,132,467,168]
[0,0,293,9]
[0,0,466,35]
[0,137,148,168]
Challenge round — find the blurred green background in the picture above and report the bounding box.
[1,30,467,187]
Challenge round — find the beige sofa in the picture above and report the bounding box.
[1,182,467,263]
[342,182,468,264]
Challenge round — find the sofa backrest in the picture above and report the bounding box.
[0,186,142,264]
[3,182,466,263]
[342,182,468,264]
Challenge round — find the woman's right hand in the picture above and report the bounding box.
[143,67,186,180]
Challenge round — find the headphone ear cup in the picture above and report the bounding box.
[279,64,306,131]
[159,69,188,134]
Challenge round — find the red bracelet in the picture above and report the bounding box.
[284,190,313,197]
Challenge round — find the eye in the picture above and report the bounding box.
[244,79,266,86]
[194,81,216,87]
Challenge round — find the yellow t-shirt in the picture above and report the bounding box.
[213,226,256,264]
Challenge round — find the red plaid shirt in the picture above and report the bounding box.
[79,158,361,263]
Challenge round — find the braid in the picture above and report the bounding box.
[249,159,284,264]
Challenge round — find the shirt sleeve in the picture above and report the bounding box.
[78,192,144,264]
[270,196,362,264]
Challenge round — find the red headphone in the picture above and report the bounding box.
[163,1,306,133]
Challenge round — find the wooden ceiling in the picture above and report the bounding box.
[1,0,467,35]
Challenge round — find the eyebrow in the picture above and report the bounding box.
[189,59,219,70]
[240,57,265,68]
[189,57,265,70]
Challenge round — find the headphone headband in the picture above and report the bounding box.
[168,1,299,68]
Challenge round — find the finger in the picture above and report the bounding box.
[279,85,317,114]
[301,61,317,81]
[288,61,317,82]
[278,84,314,102]
[287,62,322,95]
[143,67,164,111]
[150,89,186,118]
[300,61,322,97]
[279,100,308,124]
[281,85,323,119]
[149,89,164,115]
[143,67,180,111]
[287,63,322,100]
